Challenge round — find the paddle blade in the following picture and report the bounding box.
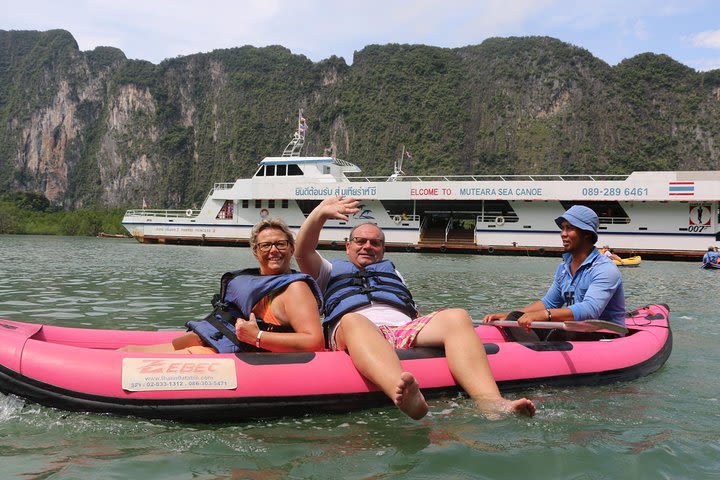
[504,311,525,322]
[581,320,629,335]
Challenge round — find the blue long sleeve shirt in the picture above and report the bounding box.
[541,248,626,326]
[702,252,719,264]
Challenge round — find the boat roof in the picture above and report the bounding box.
[258,156,362,174]
[259,156,358,167]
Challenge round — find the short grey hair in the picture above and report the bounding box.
[347,222,385,246]
[250,217,294,250]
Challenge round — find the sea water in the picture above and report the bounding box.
[0,235,718,479]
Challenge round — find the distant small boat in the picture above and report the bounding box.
[614,256,642,267]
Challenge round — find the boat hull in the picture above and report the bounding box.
[0,304,671,421]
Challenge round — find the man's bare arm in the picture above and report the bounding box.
[295,196,359,279]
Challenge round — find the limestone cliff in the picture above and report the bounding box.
[1,30,718,209]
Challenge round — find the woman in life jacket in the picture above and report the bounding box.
[120,218,324,353]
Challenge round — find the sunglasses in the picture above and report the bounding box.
[348,236,383,248]
[255,240,290,252]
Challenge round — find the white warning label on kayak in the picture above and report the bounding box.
[122,358,237,391]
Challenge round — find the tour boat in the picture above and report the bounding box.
[121,115,719,259]
[0,304,671,422]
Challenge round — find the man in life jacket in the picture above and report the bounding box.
[121,218,324,353]
[295,196,535,420]
[483,205,625,338]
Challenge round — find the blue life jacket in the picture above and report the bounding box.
[186,269,322,353]
[322,259,418,328]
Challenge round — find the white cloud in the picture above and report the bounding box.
[689,30,720,48]
[633,19,649,41]
[693,57,720,71]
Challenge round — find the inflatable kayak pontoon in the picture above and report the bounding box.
[0,304,671,422]
[614,256,642,267]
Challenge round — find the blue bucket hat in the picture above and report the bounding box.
[555,205,599,244]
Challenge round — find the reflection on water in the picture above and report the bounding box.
[0,235,718,478]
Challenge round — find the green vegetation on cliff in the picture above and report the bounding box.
[0,29,719,212]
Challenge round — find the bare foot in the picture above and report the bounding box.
[477,397,536,418]
[506,398,536,417]
[393,372,429,420]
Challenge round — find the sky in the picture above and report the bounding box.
[2,0,719,71]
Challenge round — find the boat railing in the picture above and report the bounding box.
[213,182,235,191]
[388,213,419,222]
[419,215,428,232]
[479,211,520,223]
[347,174,631,182]
[125,209,198,218]
[599,216,631,224]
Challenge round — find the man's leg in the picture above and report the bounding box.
[414,309,535,417]
[335,313,428,420]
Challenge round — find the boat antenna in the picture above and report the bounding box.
[282,109,307,157]
[387,145,408,182]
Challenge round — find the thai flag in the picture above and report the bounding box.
[669,181,694,196]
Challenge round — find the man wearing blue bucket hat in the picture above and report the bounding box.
[483,205,625,334]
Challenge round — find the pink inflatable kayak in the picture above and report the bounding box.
[0,304,671,421]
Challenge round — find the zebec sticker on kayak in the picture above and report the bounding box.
[121,358,237,391]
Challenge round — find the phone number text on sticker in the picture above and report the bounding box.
[122,358,237,391]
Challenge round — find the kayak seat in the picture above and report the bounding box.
[502,326,542,342]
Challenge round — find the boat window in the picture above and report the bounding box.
[322,166,331,175]
[276,164,287,176]
[288,164,303,176]
[255,200,262,208]
[560,201,630,224]
[297,200,322,215]
[381,200,518,223]
[242,200,249,208]
[281,199,289,208]
[265,165,276,176]
[216,200,234,220]
[255,166,265,177]
[268,200,275,208]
